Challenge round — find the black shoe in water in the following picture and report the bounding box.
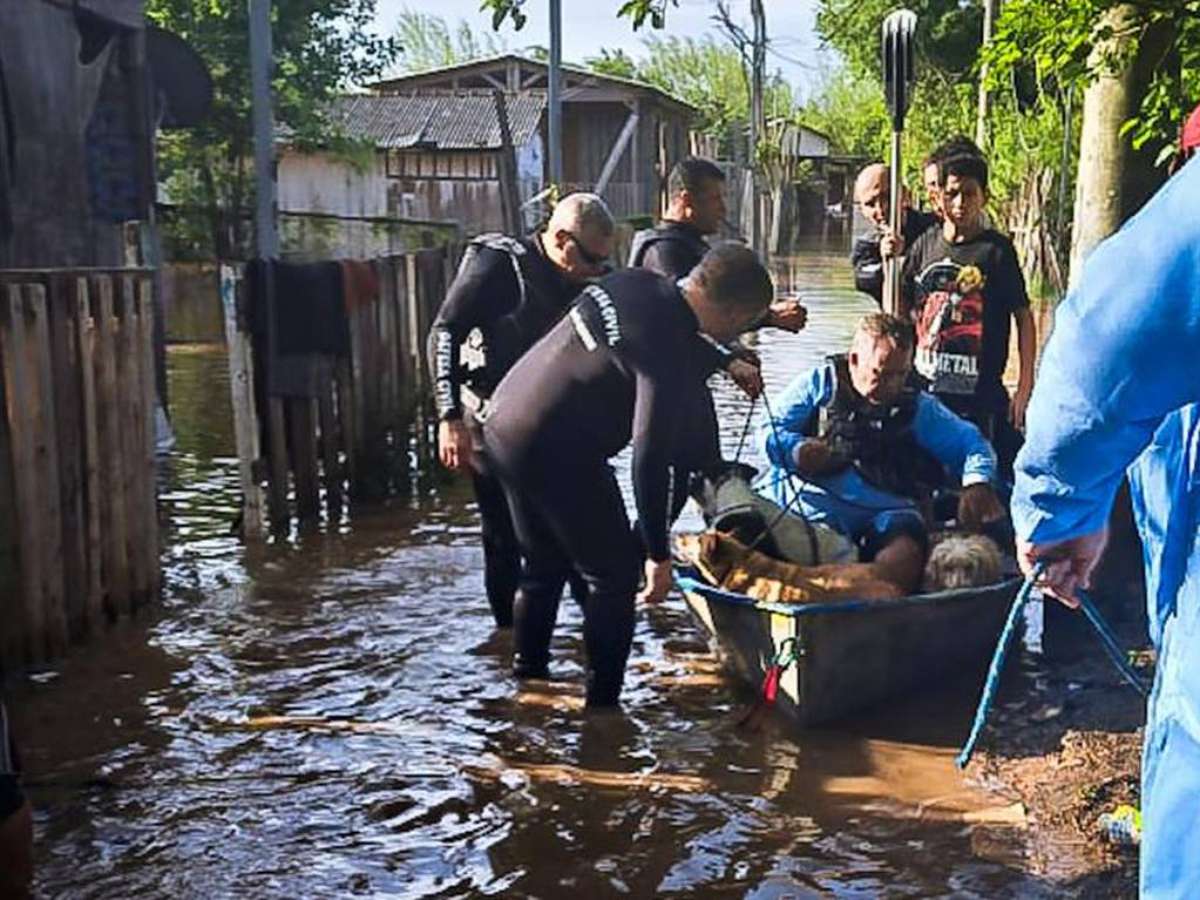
[512,655,550,680]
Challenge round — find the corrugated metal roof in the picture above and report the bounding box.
[328,92,545,151]
[369,53,697,115]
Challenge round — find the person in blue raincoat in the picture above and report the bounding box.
[1012,153,1200,896]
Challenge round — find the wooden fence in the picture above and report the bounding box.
[0,269,160,671]
[224,247,457,534]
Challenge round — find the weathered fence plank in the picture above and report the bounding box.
[288,395,321,520]
[137,279,160,595]
[0,269,160,669]
[316,357,342,516]
[91,274,131,615]
[25,285,69,654]
[220,265,264,537]
[1,286,45,662]
[116,277,145,603]
[227,246,458,532]
[47,276,87,637]
[75,279,105,629]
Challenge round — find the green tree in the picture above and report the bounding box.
[583,36,793,157]
[393,9,507,73]
[986,0,1199,166]
[148,0,398,259]
[583,48,639,80]
[479,0,678,31]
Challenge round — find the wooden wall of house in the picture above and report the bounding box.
[563,100,693,221]
[277,151,392,220]
[279,149,512,238]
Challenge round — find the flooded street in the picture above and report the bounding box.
[11,242,1070,897]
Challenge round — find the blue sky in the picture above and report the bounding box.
[370,1,830,100]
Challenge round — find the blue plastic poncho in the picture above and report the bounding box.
[1012,159,1200,898]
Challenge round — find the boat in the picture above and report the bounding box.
[674,563,1021,727]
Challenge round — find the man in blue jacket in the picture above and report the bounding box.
[1012,156,1200,897]
[756,312,1004,591]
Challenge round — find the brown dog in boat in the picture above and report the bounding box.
[674,531,904,604]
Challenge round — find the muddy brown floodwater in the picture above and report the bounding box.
[11,240,1084,897]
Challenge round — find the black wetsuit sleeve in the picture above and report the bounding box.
[851,233,884,305]
[693,332,733,375]
[426,247,517,420]
[630,337,691,562]
[640,240,701,282]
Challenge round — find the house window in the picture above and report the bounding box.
[386,150,499,182]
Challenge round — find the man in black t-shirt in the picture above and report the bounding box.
[482,243,773,707]
[850,163,938,306]
[901,153,1036,478]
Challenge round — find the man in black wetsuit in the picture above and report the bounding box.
[630,156,807,334]
[481,243,774,707]
[629,157,806,520]
[427,193,616,628]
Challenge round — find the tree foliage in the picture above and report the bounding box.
[583,35,794,161]
[816,0,984,84]
[478,0,678,31]
[148,0,398,259]
[393,9,507,72]
[985,0,1200,165]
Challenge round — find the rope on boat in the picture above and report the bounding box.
[957,562,1149,769]
[736,636,800,729]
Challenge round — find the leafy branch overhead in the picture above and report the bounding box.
[477,0,679,31]
[984,0,1200,161]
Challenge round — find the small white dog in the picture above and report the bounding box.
[923,533,1004,592]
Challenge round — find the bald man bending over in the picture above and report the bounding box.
[850,163,937,306]
[429,193,615,627]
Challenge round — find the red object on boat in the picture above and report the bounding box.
[1181,102,1200,152]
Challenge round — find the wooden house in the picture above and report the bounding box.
[279,54,697,238]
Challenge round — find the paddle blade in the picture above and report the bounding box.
[882,9,918,130]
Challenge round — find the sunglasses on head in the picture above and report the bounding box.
[567,232,611,269]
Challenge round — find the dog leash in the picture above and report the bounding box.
[957,562,1149,769]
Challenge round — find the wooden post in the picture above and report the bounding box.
[316,357,342,517]
[0,286,43,662]
[335,356,357,493]
[47,275,88,637]
[0,283,19,670]
[74,279,105,628]
[266,397,290,529]
[493,91,523,234]
[91,274,130,616]
[220,264,264,538]
[287,396,320,520]
[116,276,147,605]
[25,285,68,651]
[136,278,160,597]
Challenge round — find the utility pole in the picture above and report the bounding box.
[975,0,998,149]
[249,0,279,258]
[749,0,766,256]
[548,0,563,190]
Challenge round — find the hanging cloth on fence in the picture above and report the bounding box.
[247,259,350,398]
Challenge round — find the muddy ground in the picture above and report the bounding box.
[970,607,1151,897]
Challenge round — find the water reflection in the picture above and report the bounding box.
[9,246,1075,897]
